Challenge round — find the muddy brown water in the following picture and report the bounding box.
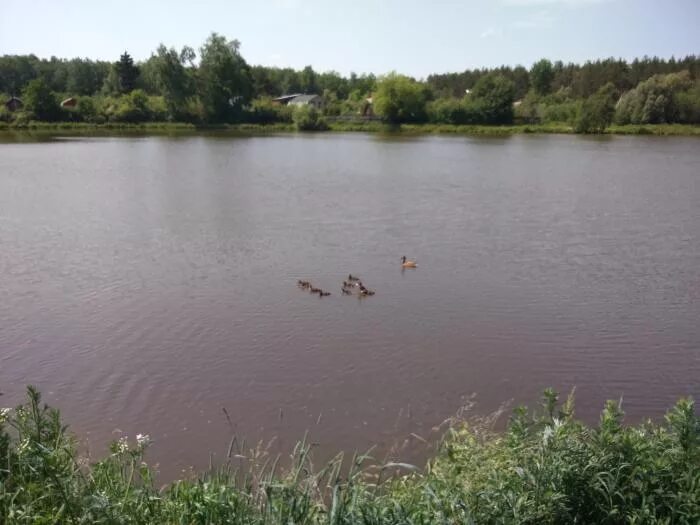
[1,132,699,479]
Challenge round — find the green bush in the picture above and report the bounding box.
[292,105,328,131]
[674,84,700,124]
[22,78,61,121]
[1,386,698,524]
[575,82,618,133]
[246,97,294,123]
[427,98,469,124]
[541,100,581,124]
[615,71,694,125]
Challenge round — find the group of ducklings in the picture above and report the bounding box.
[297,280,331,297]
[297,257,416,300]
[342,274,376,297]
[297,274,376,299]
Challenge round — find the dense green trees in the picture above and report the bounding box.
[22,78,60,120]
[469,73,516,124]
[575,82,618,133]
[530,59,554,95]
[151,45,195,119]
[198,34,252,122]
[1,42,699,130]
[292,105,328,131]
[615,71,694,124]
[115,52,139,94]
[373,72,430,123]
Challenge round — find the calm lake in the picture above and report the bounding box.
[1,132,699,478]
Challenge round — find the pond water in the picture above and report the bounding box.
[1,132,699,478]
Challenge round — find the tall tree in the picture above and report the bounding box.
[198,33,253,122]
[152,44,194,118]
[22,78,60,120]
[115,52,139,94]
[299,65,318,93]
[575,82,618,133]
[374,72,430,123]
[470,73,516,124]
[530,59,555,96]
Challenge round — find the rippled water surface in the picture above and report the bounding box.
[1,132,699,477]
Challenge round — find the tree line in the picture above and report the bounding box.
[1,32,699,132]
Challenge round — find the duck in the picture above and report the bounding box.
[320,291,331,297]
[341,288,352,295]
[310,287,322,294]
[401,256,418,268]
[348,274,360,282]
[297,280,311,289]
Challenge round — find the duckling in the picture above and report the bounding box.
[320,291,331,297]
[310,287,322,294]
[297,280,311,289]
[348,274,360,282]
[401,256,418,268]
[341,288,352,295]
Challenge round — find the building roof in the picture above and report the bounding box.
[288,94,320,104]
[272,93,303,103]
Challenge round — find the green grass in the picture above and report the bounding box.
[2,120,699,137]
[1,386,698,523]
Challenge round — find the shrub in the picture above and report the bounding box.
[427,98,469,124]
[1,386,698,523]
[22,78,61,121]
[292,105,328,131]
[575,82,618,133]
[615,71,694,125]
[246,97,294,124]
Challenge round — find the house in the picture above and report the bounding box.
[361,95,374,117]
[272,93,322,109]
[288,94,322,109]
[272,93,303,105]
[4,96,23,111]
[61,97,78,108]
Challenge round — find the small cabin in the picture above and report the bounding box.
[61,97,78,108]
[288,94,322,109]
[361,95,374,117]
[272,93,303,105]
[4,97,23,112]
[272,93,322,109]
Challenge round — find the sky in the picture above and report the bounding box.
[1,0,698,78]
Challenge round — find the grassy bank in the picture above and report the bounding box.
[1,387,698,523]
[2,120,700,137]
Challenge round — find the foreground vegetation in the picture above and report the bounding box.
[1,387,698,523]
[2,36,700,133]
[2,120,699,138]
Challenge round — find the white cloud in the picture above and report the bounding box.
[480,26,503,38]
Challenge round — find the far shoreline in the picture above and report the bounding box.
[1,121,699,137]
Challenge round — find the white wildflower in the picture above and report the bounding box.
[0,408,10,423]
[136,433,151,448]
[115,436,129,454]
[17,437,31,455]
[542,425,553,446]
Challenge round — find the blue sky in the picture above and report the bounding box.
[0,0,698,78]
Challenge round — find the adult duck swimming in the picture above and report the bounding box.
[401,256,418,268]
